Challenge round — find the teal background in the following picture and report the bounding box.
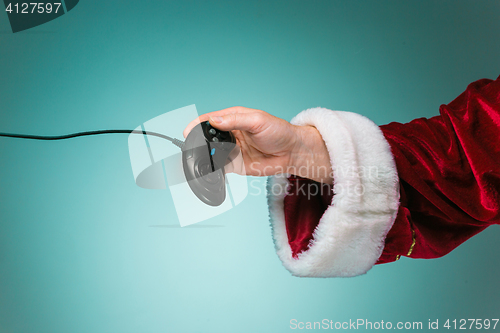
[1,1,499,332]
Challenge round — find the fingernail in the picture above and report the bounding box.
[210,116,223,124]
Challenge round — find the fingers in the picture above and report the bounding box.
[223,145,246,176]
[207,112,266,133]
[183,106,259,138]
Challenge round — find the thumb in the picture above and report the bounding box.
[209,112,264,134]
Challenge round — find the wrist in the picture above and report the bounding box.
[287,125,333,184]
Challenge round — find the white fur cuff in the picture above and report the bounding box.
[267,108,400,277]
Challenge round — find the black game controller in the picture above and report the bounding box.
[182,121,237,206]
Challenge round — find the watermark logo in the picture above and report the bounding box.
[3,0,79,33]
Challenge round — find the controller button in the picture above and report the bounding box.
[209,128,216,135]
[212,137,219,142]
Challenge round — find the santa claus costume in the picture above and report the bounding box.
[267,75,500,277]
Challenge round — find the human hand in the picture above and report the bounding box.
[183,106,333,183]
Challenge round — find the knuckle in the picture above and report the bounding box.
[252,112,265,124]
[233,106,245,113]
[249,113,265,132]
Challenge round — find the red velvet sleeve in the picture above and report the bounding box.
[377,75,500,263]
[282,75,500,265]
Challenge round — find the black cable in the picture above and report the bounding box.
[0,129,184,149]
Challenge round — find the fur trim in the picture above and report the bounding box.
[267,108,400,277]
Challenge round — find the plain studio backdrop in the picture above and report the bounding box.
[0,1,499,332]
